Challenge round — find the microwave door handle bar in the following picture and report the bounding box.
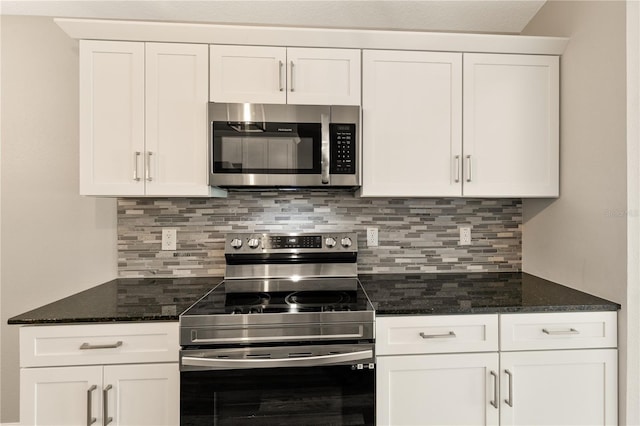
[182,349,372,369]
[321,113,330,184]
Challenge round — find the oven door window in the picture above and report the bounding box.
[212,122,321,174]
[181,365,374,425]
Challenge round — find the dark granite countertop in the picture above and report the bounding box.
[359,272,620,315]
[8,272,619,325]
[8,276,222,325]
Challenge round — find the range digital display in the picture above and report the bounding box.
[267,235,322,249]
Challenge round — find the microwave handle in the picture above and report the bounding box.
[321,113,330,184]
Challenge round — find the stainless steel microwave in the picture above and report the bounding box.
[209,103,360,189]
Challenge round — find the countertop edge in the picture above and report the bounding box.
[7,272,621,325]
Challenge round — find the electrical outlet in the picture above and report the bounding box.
[459,227,471,246]
[162,228,177,251]
[366,227,379,247]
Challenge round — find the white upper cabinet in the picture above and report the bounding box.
[286,48,361,105]
[463,53,559,197]
[145,43,209,196]
[210,45,286,104]
[362,50,462,197]
[80,41,210,197]
[210,45,361,105]
[80,41,145,196]
[361,50,559,198]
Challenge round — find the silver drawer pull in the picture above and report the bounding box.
[80,341,123,350]
[103,384,113,425]
[490,371,498,409]
[505,369,514,407]
[419,331,456,339]
[133,151,141,181]
[87,385,97,425]
[542,328,580,335]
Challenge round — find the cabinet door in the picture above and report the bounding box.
[361,50,463,197]
[286,48,361,105]
[210,45,286,104]
[104,363,179,426]
[463,53,559,197]
[21,366,103,425]
[377,353,499,426]
[500,349,617,425]
[145,43,210,196]
[79,40,145,196]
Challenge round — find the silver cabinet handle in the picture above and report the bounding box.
[103,384,113,425]
[133,151,141,181]
[290,61,295,92]
[80,341,123,350]
[454,155,461,183]
[490,371,498,409]
[145,151,153,181]
[278,60,284,92]
[505,369,513,407]
[542,328,580,335]
[320,112,330,184]
[87,385,97,425]
[466,155,472,182]
[419,331,456,339]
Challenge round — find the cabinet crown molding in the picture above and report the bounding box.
[55,18,568,55]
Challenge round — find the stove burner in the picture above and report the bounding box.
[226,292,271,307]
[285,291,351,307]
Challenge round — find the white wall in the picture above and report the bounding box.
[0,16,118,423]
[0,8,4,424]
[521,0,632,423]
[626,2,640,423]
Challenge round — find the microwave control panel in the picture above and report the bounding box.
[330,123,357,174]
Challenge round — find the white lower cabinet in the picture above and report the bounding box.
[19,322,180,426]
[500,349,617,426]
[376,312,618,426]
[377,352,499,426]
[376,314,499,426]
[21,363,179,426]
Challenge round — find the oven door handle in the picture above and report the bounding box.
[182,349,373,369]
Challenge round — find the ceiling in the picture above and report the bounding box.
[0,0,547,34]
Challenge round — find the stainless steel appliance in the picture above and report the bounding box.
[179,232,375,425]
[209,103,360,189]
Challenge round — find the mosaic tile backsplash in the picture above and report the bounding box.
[117,193,522,277]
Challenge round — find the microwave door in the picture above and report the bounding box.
[212,122,322,180]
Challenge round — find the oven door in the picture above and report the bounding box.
[180,344,375,425]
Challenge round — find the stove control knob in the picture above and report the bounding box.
[341,237,353,248]
[325,237,337,248]
[248,238,261,249]
[230,238,243,249]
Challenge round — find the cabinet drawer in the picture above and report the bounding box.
[376,315,498,355]
[20,322,179,367]
[500,311,617,351]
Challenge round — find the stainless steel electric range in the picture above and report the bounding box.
[179,232,375,426]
